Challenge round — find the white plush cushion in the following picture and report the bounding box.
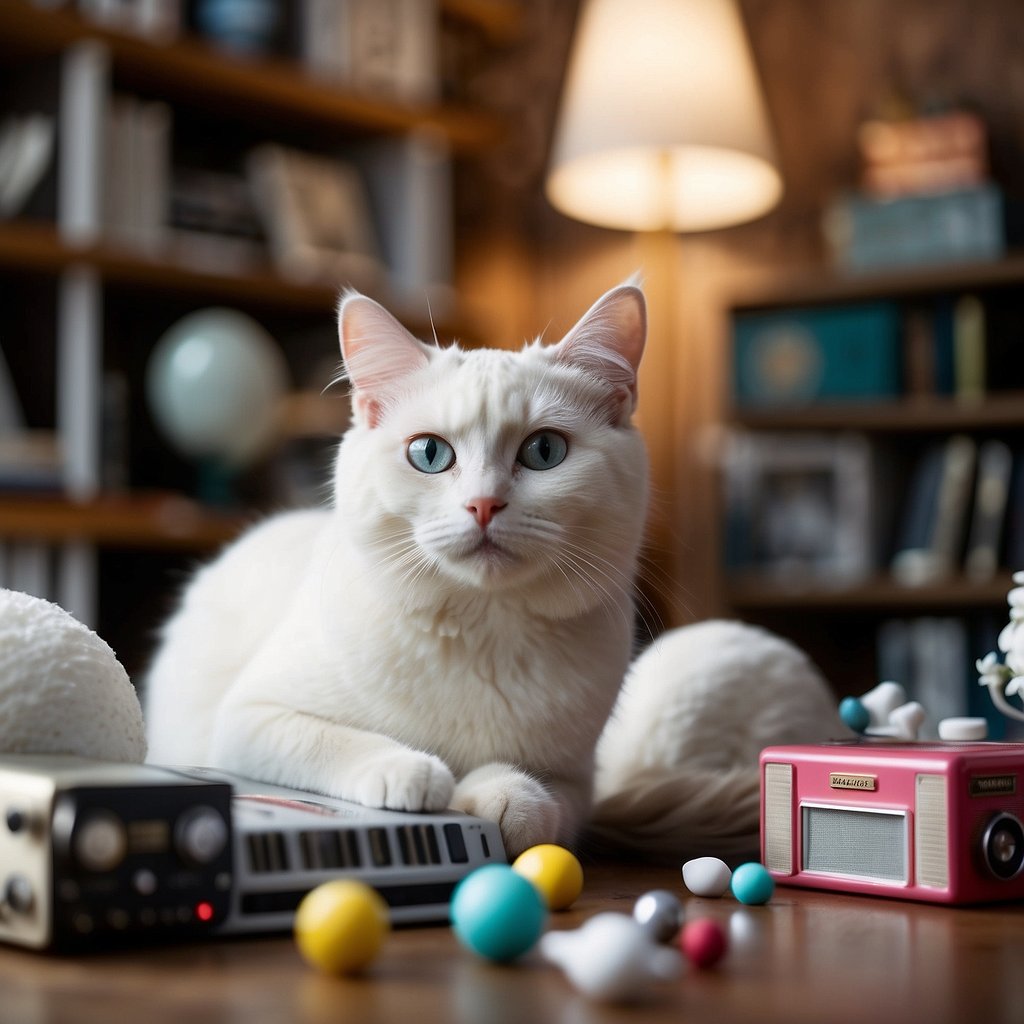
[0,589,145,762]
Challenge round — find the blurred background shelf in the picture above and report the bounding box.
[0,493,246,551]
[725,572,1015,612]
[0,0,505,152]
[0,220,481,340]
[731,391,1024,433]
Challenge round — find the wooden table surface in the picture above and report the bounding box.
[3,860,1023,1024]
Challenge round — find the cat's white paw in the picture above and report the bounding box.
[452,765,563,859]
[347,750,455,812]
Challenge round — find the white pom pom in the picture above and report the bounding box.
[0,589,146,762]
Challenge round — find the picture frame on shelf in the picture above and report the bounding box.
[247,143,384,289]
[723,432,875,585]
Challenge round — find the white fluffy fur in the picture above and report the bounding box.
[591,620,846,860]
[145,283,650,857]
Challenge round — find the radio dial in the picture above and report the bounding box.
[73,811,128,872]
[174,806,229,866]
[981,813,1024,880]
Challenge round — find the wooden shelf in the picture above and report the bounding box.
[0,0,504,154]
[0,221,482,343]
[731,392,1024,433]
[0,494,247,551]
[725,572,1014,612]
[729,254,1024,313]
[441,0,525,43]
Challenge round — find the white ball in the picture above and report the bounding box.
[0,589,146,762]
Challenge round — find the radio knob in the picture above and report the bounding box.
[4,874,34,914]
[982,813,1024,880]
[174,806,228,866]
[73,811,128,872]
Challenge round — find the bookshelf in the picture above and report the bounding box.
[0,218,476,335]
[0,0,516,665]
[718,257,1024,721]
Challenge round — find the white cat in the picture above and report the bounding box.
[144,281,843,860]
[145,282,650,858]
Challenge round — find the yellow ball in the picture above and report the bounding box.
[294,880,390,974]
[512,844,584,910]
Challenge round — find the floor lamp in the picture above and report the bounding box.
[545,0,783,622]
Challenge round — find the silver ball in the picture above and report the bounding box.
[632,889,683,943]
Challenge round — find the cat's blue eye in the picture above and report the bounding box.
[407,434,456,474]
[517,430,568,471]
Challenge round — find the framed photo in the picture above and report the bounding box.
[722,432,875,583]
[247,143,384,287]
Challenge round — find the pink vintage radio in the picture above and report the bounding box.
[760,741,1024,904]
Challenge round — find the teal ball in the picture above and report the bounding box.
[450,864,547,961]
[839,696,870,733]
[731,862,775,906]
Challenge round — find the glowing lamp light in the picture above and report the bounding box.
[546,0,782,233]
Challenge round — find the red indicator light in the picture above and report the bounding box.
[195,901,215,923]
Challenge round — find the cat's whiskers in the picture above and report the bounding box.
[557,521,666,630]
[360,529,440,592]
[553,537,656,635]
[548,538,628,619]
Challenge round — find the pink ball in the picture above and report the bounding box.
[679,918,728,969]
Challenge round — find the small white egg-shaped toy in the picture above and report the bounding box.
[540,913,681,1003]
[682,856,732,898]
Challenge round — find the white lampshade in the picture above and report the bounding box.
[546,0,782,232]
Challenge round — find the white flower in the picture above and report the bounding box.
[977,651,1013,689]
[1007,676,1024,699]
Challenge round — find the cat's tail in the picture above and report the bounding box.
[585,763,762,863]
[583,619,848,864]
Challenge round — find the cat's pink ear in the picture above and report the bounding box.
[553,282,647,423]
[338,292,431,428]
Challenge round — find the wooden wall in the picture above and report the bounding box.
[455,0,1024,632]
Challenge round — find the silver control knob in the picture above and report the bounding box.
[174,806,228,866]
[72,811,127,872]
[4,874,34,913]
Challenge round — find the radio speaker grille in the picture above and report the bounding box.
[803,806,907,881]
[915,774,949,889]
[763,762,793,874]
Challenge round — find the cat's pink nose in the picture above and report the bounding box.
[466,497,507,528]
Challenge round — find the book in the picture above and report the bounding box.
[877,616,973,740]
[103,94,171,252]
[352,131,455,309]
[953,294,986,399]
[964,439,1013,581]
[1005,452,1024,572]
[891,435,977,584]
[298,0,439,103]
[857,110,989,199]
[826,184,1006,271]
[909,617,970,738]
[58,41,109,244]
[78,0,181,39]
[732,303,901,407]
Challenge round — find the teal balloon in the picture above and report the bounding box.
[147,308,288,468]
